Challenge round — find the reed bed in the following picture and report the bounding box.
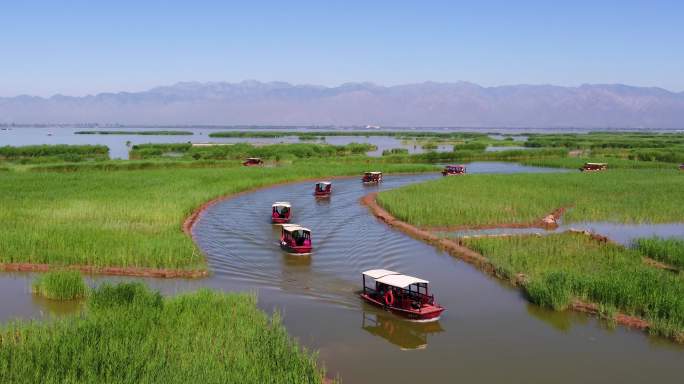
[0,161,436,269]
[634,237,684,269]
[0,282,328,383]
[524,132,684,165]
[380,148,567,164]
[520,157,677,169]
[31,271,88,300]
[208,130,487,139]
[74,130,193,135]
[0,145,109,163]
[524,132,684,149]
[382,148,409,156]
[129,142,376,161]
[463,233,684,338]
[377,170,684,227]
[27,159,243,172]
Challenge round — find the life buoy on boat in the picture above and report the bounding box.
[384,290,395,306]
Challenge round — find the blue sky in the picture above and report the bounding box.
[1,0,682,96]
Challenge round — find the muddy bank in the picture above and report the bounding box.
[361,191,683,342]
[0,263,207,278]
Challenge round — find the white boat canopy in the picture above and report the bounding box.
[317,181,332,185]
[369,171,382,175]
[282,224,310,233]
[376,274,429,288]
[272,201,292,208]
[363,269,400,279]
[586,162,608,166]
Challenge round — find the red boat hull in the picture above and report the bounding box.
[314,191,331,197]
[272,217,290,224]
[360,293,445,321]
[280,242,312,254]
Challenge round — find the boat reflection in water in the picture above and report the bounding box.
[361,306,445,350]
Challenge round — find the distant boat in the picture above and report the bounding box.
[47,131,53,136]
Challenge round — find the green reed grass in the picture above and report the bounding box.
[634,237,684,269]
[0,145,110,163]
[75,130,193,135]
[521,157,677,169]
[0,282,328,383]
[129,142,376,161]
[208,130,487,140]
[378,147,567,164]
[0,160,436,270]
[31,270,88,300]
[377,170,684,227]
[463,233,684,338]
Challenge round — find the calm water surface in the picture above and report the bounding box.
[0,161,681,383]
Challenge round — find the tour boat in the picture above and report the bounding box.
[362,171,383,184]
[242,157,263,166]
[580,162,608,172]
[442,164,466,176]
[679,163,684,171]
[360,270,445,322]
[271,202,292,224]
[280,224,312,255]
[314,181,332,197]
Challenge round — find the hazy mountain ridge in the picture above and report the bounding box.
[1,81,683,128]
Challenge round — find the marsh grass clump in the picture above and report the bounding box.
[634,237,684,269]
[525,271,575,310]
[31,270,88,300]
[382,148,409,156]
[463,233,684,338]
[0,283,328,383]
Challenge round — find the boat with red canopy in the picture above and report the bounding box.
[242,157,263,166]
[271,202,292,224]
[362,171,383,184]
[580,162,608,172]
[360,269,445,322]
[314,181,332,197]
[279,224,312,255]
[442,164,466,176]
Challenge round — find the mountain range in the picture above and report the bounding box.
[1,81,683,128]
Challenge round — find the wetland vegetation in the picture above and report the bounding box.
[0,144,109,164]
[129,142,376,161]
[462,233,684,339]
[0,282,327,383]
[377,170,684,227]
[31,270,88,300]
[634,237,684,270]
[74,130,194,135]
[0,159,435,271]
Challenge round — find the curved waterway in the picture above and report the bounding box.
[1,162,682,383]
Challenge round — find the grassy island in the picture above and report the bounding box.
[0,282,328,383]
[377,170,684,228]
